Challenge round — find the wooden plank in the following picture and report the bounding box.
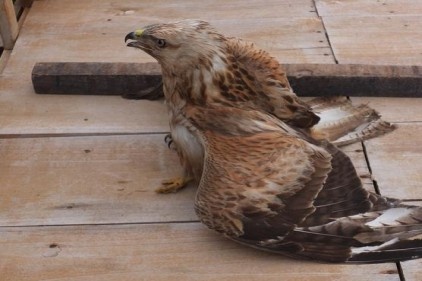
[0,134,198,226]
[0,0,333,134]
[31,62,422,97]
[0,0,19,49]
[0,223,400,281]
[363,122,422,280]
[316,0,422,16]
[346,106,420,281]
[401,259,422,281]
[4,20,332,77]
[3,0,333,76]
[350,97,422,123]
[25,0,319,26]
[364,123,422,203]
[320,15,422,65]
[0,1,420,279]
[287,63,422,97]
[32,62,163,99]
[0,76,169,135]
[0,134,371,227]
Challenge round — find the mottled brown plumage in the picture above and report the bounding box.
[125,20,421,263]
[183,105,422,262]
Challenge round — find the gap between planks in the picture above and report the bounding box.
[312,0,339,63]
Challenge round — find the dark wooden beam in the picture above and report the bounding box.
[285,64,422,97]
[32,62,422,99]
[32,62,163,100]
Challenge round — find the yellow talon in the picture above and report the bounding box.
[156,177,193,193]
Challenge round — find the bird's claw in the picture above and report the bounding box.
[156,177,192,193]
[164,134,175,150]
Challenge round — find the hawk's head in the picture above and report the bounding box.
[125,19,226,71]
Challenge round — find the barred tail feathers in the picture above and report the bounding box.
[308,97,396,146]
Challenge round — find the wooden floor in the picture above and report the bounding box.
[1,1,421,280]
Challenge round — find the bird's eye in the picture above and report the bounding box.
[156,39,166,48]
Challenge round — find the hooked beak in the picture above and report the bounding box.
[125,32,135,43]
[125,29,146,48]
[125,32,137,47]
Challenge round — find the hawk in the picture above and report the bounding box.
[125,20,394,193]
[125,20,422,262]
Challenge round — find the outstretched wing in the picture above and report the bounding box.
[225,37,320,128]
[186,105,332,238]
[186,105,419,262]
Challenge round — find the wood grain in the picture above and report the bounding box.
[0,0,333,136]
[364,123,422,202]
[361,113,422,279]
[320,15,422,65]
[0,135,370,227]
[3,0,333,76]
[0,223,400,281]
[401,259,422,281]
[350,97,422,123]
[0,134,199,226]
[0,77,169,135]
[316,0,422,16]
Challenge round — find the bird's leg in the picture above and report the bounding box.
[156,176,193,193]
[158,132,199,193]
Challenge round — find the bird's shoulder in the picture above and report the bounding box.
[223,37,320,128]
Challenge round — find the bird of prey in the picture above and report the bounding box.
[125,20,422,262]
[125,20,394,193]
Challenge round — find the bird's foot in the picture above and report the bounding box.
[156,176,193,193]
[164,134,176,150]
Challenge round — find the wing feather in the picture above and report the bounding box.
[185,105,422,263]
[186,105,332,238]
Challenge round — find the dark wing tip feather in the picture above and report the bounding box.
[349,239,422,263]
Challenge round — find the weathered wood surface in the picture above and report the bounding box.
[316,0,422,16]
[364,123,422,204]
[401,259,422,281]
[367,123,422,281]
[350,97,422,280]
[32,62,422,97]
[0,0,332,136]
[0,134,197,226]
[3,0,333,77]
[350,97,422,123]
[315,0,422,65]
[1,0,422,280]
[0,223,399,281]
[0,135,368,227]
[350,97,422,201]
[0,77,169,136]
